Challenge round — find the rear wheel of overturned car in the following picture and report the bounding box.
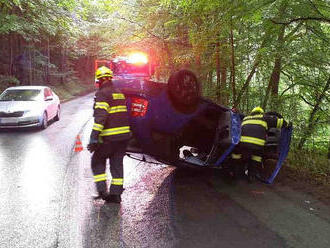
[168,69,200,113]
[40,112,48,129]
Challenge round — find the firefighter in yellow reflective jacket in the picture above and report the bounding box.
[231,106,287,182]
[87,66,131,203]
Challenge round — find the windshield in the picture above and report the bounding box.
[0,89,41,101]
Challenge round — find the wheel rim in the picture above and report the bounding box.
[176,74,198,105]
[168,70,200,112]
[182,74,198,98]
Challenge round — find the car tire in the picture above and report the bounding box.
[40,112,48,129]
[168,69,201,113]
[54,105,60,121]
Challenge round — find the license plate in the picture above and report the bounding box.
[0,118,18,124]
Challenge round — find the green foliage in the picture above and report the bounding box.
[287,148,330,185]
[0,75,20,92]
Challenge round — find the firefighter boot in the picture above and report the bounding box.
[247,165,257,183]
[93,191,109,201]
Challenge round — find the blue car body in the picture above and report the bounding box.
[112,72,291,184]
[113,75,240,165]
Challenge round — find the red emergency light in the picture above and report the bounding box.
[127,52,148,65]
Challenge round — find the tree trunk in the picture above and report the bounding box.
[328,139,330,159]
[163,41,173,72]
[220,61,227,105]
[28,45,32,85]
[9,34,13,76]
[59,47,65,84]
[234,22,272,107]
[230,25,236,106]
[234,59,260,107]
[46,37,50,83]
[195,52,201,77]
[215,41,221,103]
[263,24,286,110]
[298,76,330,149]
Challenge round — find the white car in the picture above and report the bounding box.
[0,86,60,129]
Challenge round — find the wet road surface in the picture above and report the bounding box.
[174,169,330,248]
[0,93,330,248]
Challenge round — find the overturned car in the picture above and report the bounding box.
[96,52,292,184]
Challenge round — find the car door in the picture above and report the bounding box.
[44,88,55,119]
[265,125,293,184]
[48,88,57,118]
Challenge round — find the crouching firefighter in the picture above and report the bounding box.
[87,66,131,203]
[231,106,287,183]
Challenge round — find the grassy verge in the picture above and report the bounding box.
[275,150,330,205]
[51,80,94,102]
[286,149,330,186]
[264,148,329,205]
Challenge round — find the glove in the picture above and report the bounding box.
[87,138,99,153]
[87,143,99,153]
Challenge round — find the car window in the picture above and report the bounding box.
[0,89,41,101]
[44,89,48,98]
[43,88,54,100]
[48,89,53,96]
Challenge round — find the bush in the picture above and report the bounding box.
[0,75,20,93]
[287,148,330,185]
[51,79,94,102]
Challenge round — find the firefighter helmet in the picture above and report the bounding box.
[251,106,264,114]
[95,66,113,80]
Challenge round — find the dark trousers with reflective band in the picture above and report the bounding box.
[231,143,263,178]
[91,140,128,195]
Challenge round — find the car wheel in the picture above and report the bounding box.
[168,69,201,113]
[54,105,60,121]
[40,112,48,129]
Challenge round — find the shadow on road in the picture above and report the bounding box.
[172,167,286,248]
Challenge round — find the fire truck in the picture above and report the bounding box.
[94,51,155,84]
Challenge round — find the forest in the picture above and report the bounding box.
[0,0,329,180]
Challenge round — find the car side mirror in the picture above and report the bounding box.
[45,96,53,101]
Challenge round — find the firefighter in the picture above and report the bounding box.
[87,66,131,203]
[231,106,287,183]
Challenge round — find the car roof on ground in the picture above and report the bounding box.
[5,86,48,90]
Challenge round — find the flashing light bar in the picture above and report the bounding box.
[127,52,148,64]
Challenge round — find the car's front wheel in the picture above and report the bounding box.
[40,112,48,129]
[168,69,201,113]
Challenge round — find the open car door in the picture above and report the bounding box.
[264,125,293,184]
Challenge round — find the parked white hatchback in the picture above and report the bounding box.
[0,86,60,129]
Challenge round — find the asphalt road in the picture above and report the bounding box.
[0,94,329,248]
